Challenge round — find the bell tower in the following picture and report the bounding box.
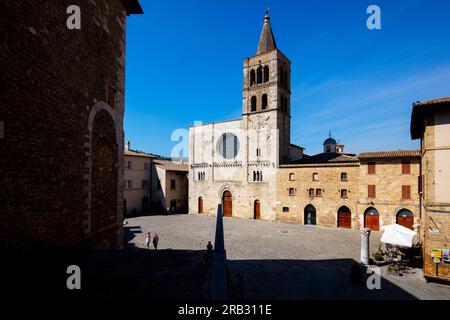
[242,10,292,164]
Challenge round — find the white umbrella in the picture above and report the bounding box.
[380,224,417,248]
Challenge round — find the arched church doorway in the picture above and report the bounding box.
[304,204,316,225]
[337,206,351,229]
[254,200,260,220]
[222,191,232,217]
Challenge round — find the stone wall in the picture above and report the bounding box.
[0,1,129,248]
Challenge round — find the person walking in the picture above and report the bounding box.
[153,233,159,250]
[145,232,151,249]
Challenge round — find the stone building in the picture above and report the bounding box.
[0,1,143,248]
[411,97,450,282]
[124,141,154,217]
[188,12,421,235]
[189,12,303,220]
[152,160,189,214]
[276,139,420,232]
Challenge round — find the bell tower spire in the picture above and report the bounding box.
[256,9,277,55]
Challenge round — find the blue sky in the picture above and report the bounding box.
[124,0,450,157]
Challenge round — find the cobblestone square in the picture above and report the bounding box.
[126,214,450,300]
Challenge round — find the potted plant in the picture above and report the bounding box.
[372,243,385,265]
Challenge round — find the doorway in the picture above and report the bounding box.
[222,191,232,217]
[304,204,316,225]
[254,200,260,219]
[337,206,351,229]
[364,207,379,231]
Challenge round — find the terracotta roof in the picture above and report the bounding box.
[358,150,420,159]
[413,97,450,106]
[289,152,358,165]
[154,159,188,172]
[124,150,154,158]
[411,97,450,139]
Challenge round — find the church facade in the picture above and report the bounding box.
[188,13,421,233]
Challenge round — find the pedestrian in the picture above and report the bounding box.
[153,233,159,250]
[145,232,151,249]
[207,241,213,252]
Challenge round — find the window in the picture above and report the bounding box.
[251,96,257,112]
[256,148,261,156]
[289,188,295,196]
[341,189,348,198]
[262,94,268,110]
[316,189,322,197]
[253,170,263,182]
[144,162,149,171]
[402,161,411,174]
[282,207,289,213]
[341,172,348,181]
[127,161,132,169]
[312,173,319,181]
[289,173,295,181]
[309,188,315,197]
[402,185,411,200]
[250,69,256,86]
[284,97,288,112]
[263,66,269,83]
[326,146,331,152]
[368,185,376,198]
[127,180,133,189]
[170,179,176,190]
[142,180,149,189]
[368,162,376,175]
[198,172,206,181]
[257,66,263,84]
[218,133,240,159]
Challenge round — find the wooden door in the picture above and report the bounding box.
[223,191,232,217]
[198,197,203,214]
[338,207,351,229]
[364,210,379,231]
[254,200,260,220]
[397,210,414,230]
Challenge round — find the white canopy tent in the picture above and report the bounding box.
[380,224,417,248]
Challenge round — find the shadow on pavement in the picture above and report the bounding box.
[228,258,418,300]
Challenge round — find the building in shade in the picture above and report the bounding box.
[411,97,450,282]
[0,0,143,249]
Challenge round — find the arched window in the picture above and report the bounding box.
[250,69,256,87]
[251,96,257,112]
[263,66,269,83]
[198,197,203,214]
[262,94,268,110]
[253,171,256,181]
[257,66,263,84]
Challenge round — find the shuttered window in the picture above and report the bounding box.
[368,162,376,175]
[402,161,411,174]
[402,185,411,200]
[368,185,376,198]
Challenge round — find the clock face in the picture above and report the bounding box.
[217,132,240,159]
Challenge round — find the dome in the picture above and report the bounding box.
[323,137,337,145]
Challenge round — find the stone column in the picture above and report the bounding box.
[360,228,371,265]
